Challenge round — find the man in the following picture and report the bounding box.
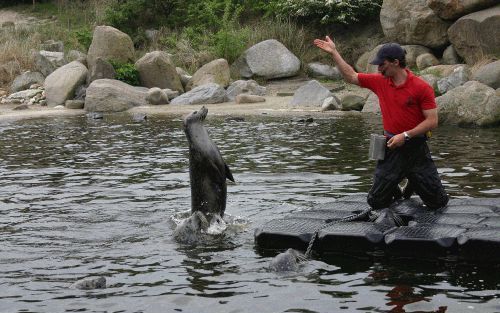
[314,36,448,210]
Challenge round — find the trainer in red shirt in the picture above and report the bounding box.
[313,37,448,210]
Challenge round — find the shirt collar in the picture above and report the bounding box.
[388,68,413,88]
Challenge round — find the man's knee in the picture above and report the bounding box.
[424,192,449,210]
[367,192,391,210]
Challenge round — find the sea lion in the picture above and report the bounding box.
[173,211,210,244]
[183,106,234,219]
[70,276,106,290]
[269,248,307,272]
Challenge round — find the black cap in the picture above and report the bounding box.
[370,43,406,65]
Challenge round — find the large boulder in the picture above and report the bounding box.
[87,57,116,84]
[448,5,500,64]
[436,65,470,94]
[226,80,266,101]
[232,39,300,79]
[44,61,88,107]
[380,0,451,48]
[341,94,366,111]
[442,45,461,65]
[416,53,440,70]
[420,64,465,77]
[87,26,135,74]
[85,79,147,112]
[34,50,66,77]
[402,45,433,68]
[437,81,500,127]
[135,51,183,92]
[355,45,382,73]
[472,60,500,89]
[306,62,341,80]
[362,91,381,114]
[10,71,45,92]
[290,80,332,106]
[39,40,64,52]
[186,58,231,91]
[427,0,498,20]
[170,83,226,105]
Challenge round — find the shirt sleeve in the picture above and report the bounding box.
[419,83,437,110]
[357,73,382,93]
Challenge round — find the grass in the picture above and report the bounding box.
[0,1,382,89]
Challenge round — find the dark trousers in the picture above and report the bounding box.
[367,138,449,210]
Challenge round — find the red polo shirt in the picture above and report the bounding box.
[358,69,436,135]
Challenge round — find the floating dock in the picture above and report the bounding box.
[254,197,500,262]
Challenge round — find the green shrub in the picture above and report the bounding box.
[109,60,140,86]
[274,0,383,25]
[73,27,92,51]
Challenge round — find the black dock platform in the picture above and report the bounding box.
[254,197,500,262]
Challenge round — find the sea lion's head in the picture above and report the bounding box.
[183,106,208,128]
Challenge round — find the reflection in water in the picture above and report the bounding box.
[0,114,498,312]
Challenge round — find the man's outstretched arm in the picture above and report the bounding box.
[313,36,359,85]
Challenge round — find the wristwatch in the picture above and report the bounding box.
[403,131,411,141]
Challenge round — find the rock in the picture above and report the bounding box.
[232,39,300,79]
[65,100,85,109]
[10,71,45,93]
[235,94,266,104]
[427,0,498,20]
[380,0,451,48]
[85,79,148,112]
[321,96,341,111]
[34,50,66,77]
[87,25,135,74]
[39,40,64,52]
[162,88,179,100]
[146,87,169,105]
[437,65,470,94]
[176,67,191,89]
[67,50,87,65]
[402,45,433,68]
[472,60,500,89]
[442,45,461,65]
[87,57,116,84]
[307,62,341,80]
[135,51,183,92]
[419,74,439,91]
[170,83,226,105]
[186,58,231,91]
[448,5,500,64]
[361,91,381,113]
[290,80,332,106]
[420,64,465,77]
[355,46,382,73]
[416,53,440,70]
[44,61,88,107]
[437,81,500,127]
[7,89,43,101]
[226,80,266,101]
[70,276,106,290]
[341,94,366,111]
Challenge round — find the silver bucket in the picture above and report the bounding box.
[369,134,386,160]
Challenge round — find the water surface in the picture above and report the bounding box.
[0,113,498,312]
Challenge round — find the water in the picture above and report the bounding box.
[0,113,499,313]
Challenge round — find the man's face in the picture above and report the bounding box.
[378,59,399,77]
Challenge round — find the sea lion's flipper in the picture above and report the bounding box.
[225,162,234,182]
